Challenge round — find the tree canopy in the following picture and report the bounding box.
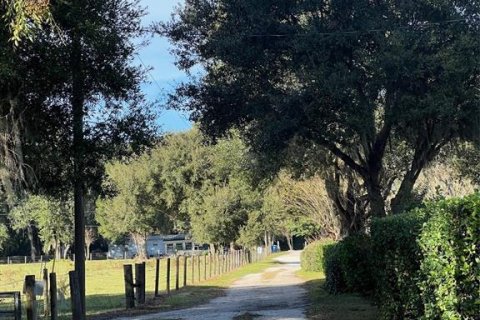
[163,0,480,218]
[97,129,263,251]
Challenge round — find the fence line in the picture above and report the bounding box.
[0,248,271,318]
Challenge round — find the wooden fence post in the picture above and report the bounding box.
[183,256,187,287]
[13,291,21,320]
[209,254,212,279]
[43,268,50,317]
[154,259,160,297]
[219,253,222,275]
[218,254,221,275]
[69,271,83,320]
[227,252,230,272]
[25,275,36,320]
[123,265,135,309]
[175,256,180,290]
[50,273,57,320]
[221,254,225,274]
[166,258,171,294]
[135,262,146,305]
[197,254,200,281]
[191,255,195,284]
[204,254,207,280]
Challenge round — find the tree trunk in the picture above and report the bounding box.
[71,21,86,317]
[85,243,91,260]
[209,243,216,254]
[390,140,443,215]
[286,234,293,251]
[63,244,71,260]
[55,243,61,260]
[27,224,37,261]
[131,233,147,260]
[324,167,367,236]
[364,173,387,218]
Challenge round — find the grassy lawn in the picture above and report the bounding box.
[297,270,379,320]
[0,253,283,319]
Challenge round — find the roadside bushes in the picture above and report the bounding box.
[372,195,480,319]
[317,194,480,320]
[371,210,427,319]
[323,234,375,295]
[300,239,335,272]
[417,195,480,320]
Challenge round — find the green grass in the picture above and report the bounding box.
[0,253,282,319]
[297,270,379,320]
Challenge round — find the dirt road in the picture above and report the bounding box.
[117,250,307,320]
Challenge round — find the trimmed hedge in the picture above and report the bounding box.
[323,243,345,293]
[301,239,335,272]
[371,210,427,319]
[323,234,375,295]
[418,195,480,320]
[371,194,480,320]
[315,194,479,320]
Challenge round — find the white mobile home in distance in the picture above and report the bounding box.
[147,234,202,256]
[108,234,206,259]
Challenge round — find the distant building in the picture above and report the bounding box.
[107,234,208,259]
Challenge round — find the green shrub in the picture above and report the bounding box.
[323,242,345,294]
[371,210,427,319]
[339,234,375,294]
[323,234,375,295]
[418,194,480,320]
[301,239,335,272]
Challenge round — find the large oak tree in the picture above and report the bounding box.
[163,0,480,218]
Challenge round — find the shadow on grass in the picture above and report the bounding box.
[272,260,300,266]
[303,279,378,320]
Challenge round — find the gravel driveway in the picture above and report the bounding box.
[116,250,307,320]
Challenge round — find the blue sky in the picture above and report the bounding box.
[136,0,192,132]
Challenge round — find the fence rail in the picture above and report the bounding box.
[0,252,111,265]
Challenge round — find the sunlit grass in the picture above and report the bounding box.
[0,253,283,319]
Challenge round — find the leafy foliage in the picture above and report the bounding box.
[323,243,345,294]
[369,196,480,319]
[1,0,50,44]
[97,129,262,250]
[0,223,7,250]
[371,212,426,319]
[96,156,171,253]
[418,195,480,320]
[300,239,335,272]
[9,194,73,253]
[163,0,480,219]
[323,234,375,295]
[0,0,157,205]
